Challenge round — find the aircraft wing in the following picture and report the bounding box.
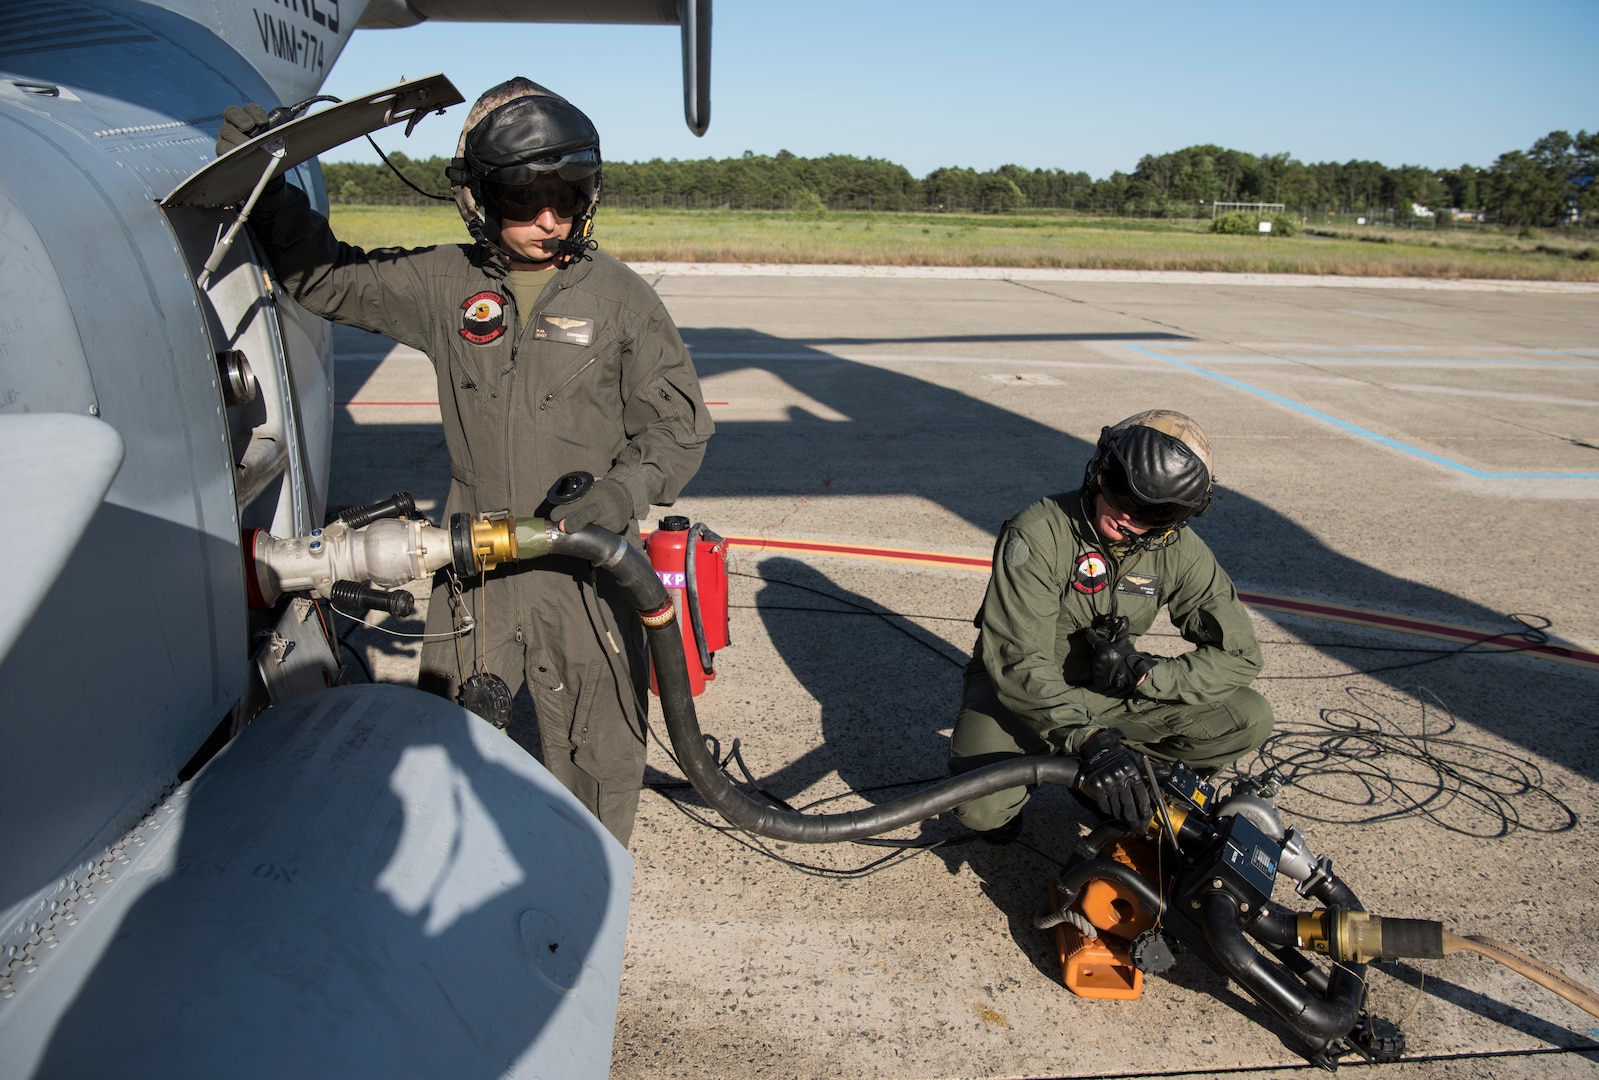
[358,0,686,27]
[355,0,712,135]
[163,74,464,210]
[0,414,123,665]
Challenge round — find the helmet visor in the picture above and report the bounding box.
[1098,456,1195,528]
[477,148,600,187]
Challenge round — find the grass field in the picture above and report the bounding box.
[326,204,1599,281]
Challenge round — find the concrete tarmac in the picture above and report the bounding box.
[328,267,1599,1078]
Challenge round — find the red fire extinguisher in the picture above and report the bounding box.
[644,517,730,697]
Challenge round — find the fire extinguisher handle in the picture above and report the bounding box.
[686,523,715,675]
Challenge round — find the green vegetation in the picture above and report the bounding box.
[326,204,1599,281]
[323,129,1599,230]
[321,126,1599,279]
[1210,211,1300,237]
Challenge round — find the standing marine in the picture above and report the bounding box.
[220,78,715,846]
[948,410,1272,835]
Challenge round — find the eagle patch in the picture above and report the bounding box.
[1072,551,1110,594]
[459,291,507,345]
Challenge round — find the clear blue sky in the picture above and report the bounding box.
[320,0,1598,179]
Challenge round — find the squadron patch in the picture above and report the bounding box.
[1116,572,1160,598]
[1072,551,1110,594]
[1003,535,1031,567]
[459,291,507,344]
[534,313,595,346]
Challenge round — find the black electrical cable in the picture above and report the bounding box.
[337,632,375,683]
[363,134,454,202]
[652,563,1575,864]
[735,576,1575,832]
[1255,684,1578,838]
[274,90,452,203]
[1254,613,1555,680]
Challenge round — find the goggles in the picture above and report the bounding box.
[1098,456,1195,529]
[491,179,584,219]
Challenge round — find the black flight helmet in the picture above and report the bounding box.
[1084,410,1215,547]
[447,78,601,265]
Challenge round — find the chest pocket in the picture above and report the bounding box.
[530,338,626,453]
[537,349,603,411]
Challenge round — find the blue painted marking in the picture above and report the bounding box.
[1173,356,1599,368]
[1125,344,1599,480]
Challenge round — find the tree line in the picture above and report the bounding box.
[322,129,1598,227]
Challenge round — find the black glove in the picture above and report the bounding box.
[548,477,634,534]
[216,103,289,206]
[1075,727,1153,830]
[216,103,273,156]
[1084,613,1157,695]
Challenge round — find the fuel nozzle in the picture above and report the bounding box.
[244,508,556,611]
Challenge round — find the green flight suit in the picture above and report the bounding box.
[949,491,1272,831]
[250,185,714,846]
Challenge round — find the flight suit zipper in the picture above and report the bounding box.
[503,272,564,512]
[539,354,599,410]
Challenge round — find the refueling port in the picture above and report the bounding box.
[216,349,257,407]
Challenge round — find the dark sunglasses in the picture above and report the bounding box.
[1098,459,1191,528]
[492,181,582,219]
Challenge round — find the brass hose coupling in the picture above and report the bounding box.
[1295,908,1446,963]
[450,511,558,576]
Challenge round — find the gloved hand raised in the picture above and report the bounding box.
[1084,613,1157,695]
[1074,726,1153,830]
[549,476,634,534]
[215,103,290,207]
[216,103,273,156]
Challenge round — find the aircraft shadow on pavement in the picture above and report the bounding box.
[731,558,1362,1056]
[756,331,1196,347]
[738,556,965,803]
[328,323,1599,793]
[1380,960,1599,1052]
[666,327,1596,1039]
[324,324,1597,1049]
[676,327,1599,789]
